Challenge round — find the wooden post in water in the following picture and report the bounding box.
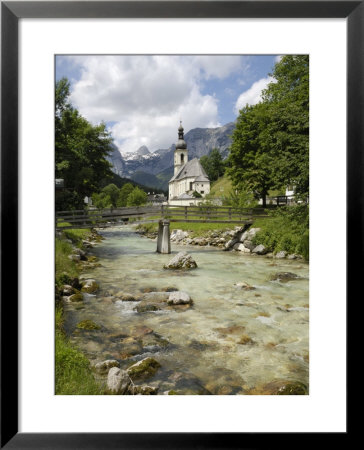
[156,219,171,254]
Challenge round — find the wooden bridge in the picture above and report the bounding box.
[56,204,269,253]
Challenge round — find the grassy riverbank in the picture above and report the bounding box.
[55,226,103,395]
[136,204,309,260]
[252,205,309,260]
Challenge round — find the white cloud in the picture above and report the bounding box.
[66,55,245,153]
[234,76,274,113]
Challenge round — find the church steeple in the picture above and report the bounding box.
[174,122,188,175]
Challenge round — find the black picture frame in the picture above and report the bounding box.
[1,1,356,448]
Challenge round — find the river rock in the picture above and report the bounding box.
[76,319,101,330]
[127,357,161,381]
[234,282,255,290]
[170,229,189,243]
[68,254,81,262]
[115,292,138,301]
[224,238,238,250]
[250,379,308,395]
[62,284,74,296]
[167,291,192,305]
[245,228,261,239]
[233,243,251,253]
[163,252,197,270]
[270,272,301,282]
[107,367,131,394]
[94,359,120,374]
[275,251,287,259]
[242,240,255,250]
[72,248,87,260]
[140,292,170,302]
[134,303,161,313]
[130,385,158,395]
[69,293,83,302]
[81,279,99,293]
[237,334,255,345]
[252,244,268,255]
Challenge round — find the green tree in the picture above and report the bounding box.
[227,102,276,206]
[200,148,225,182]
[261,55,309,197]
[227,55,309,204]
[101,183,119,208]
[55,77,113,210]
[126,187,148,206]
[117,182,134,207]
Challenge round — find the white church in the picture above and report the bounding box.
[168,123,210,205]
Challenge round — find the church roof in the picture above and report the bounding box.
[169,158,209,183]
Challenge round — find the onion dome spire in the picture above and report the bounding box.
[176,121,187,149]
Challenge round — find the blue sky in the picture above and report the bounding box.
[56,55,278,153]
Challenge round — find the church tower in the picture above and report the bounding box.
[174,122,188,175]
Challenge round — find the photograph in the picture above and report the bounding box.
[55,54,309,396]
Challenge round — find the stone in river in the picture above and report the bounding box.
[252,244,268,255]
[275,251,287,259]
[234,281,255,290]
[167,291,192,305]
[81,279,99,293]
[129,385,158,395]
[76,319,101,330]
[127,357,161,381]
[237,334,255,345]
[270,272,302,283]
[134,303,161,313]
[163,252,197,270]
[107,367,131,394]
[115,292,139,301]
[94,359,120,374]
[69,292,83,302]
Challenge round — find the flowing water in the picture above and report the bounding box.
[64,227,309,394]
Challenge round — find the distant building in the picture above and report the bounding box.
[168,122,210,204]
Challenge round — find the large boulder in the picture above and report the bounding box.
[275,251,287,259]
[252,244,268,255]
[233,243,251,253]
[170,229,189,243]
[245,228,261,240]
[127,357,161,381]
[107,367,131,394]
[163,252,197,270]
[167,291,192,305]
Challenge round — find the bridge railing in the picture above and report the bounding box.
[56,204,270,229]
[56,205,163,229]
[161,204,268,223]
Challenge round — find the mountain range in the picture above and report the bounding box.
[106,122,235,192]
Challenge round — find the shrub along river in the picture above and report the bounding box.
[64,226,309,395]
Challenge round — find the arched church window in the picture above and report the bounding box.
[181,154,184,164]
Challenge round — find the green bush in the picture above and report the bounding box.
[252,205,309,259]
